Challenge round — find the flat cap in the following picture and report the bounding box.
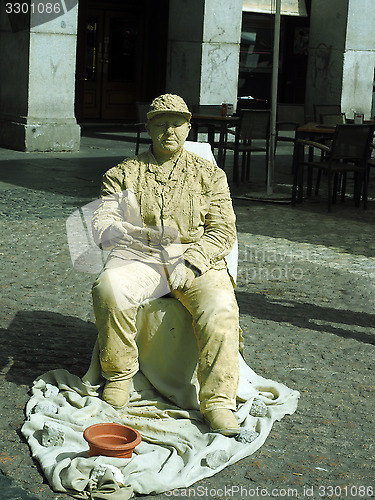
[147,94,191,121]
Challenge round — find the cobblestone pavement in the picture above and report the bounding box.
[0,127,374,499]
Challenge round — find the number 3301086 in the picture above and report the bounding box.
[5,3,62,14]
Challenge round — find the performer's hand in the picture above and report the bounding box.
[100,222,134,250]
[144,226,179,246]
[159,227,179,246]
[168,262,196,290]
[121,224,178,247]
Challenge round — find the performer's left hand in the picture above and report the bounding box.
[168,262,196,290]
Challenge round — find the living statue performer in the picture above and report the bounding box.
[91,94,241,436]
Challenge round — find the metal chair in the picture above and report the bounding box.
[314,104,342,123]
[292,124,375,211]
[320,113,346,126]
[190,105,227,153]
[317,113,347,158]
[121,101,151,154]
[133,102,152,154]
[367,142,375,184]
[192,104,223,116]
[276,103,305,152]
[222,109,270,183]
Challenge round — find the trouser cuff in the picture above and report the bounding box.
[200,398,237,413]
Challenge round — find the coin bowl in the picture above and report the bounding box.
[83,422,141,458]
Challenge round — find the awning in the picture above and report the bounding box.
[242,0,307,16]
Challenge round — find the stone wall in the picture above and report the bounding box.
[305,0,375,119]
[166,0,243,109]
[0,3,80,151]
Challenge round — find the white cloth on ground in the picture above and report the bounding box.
[22,298,300,499]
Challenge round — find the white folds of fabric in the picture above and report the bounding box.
[22,310,300,498]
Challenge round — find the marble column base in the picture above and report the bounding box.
[0,115,80,152]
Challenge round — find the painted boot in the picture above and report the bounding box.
[102,379,131,409]
[202,408,239,437]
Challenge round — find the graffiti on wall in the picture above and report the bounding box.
[311,43,334,91]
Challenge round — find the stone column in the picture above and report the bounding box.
[0,3,80,151]
[305,0,375,120]
[166,0,243,108]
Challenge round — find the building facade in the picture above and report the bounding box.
[0,0,374,151]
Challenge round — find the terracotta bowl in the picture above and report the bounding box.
[83,423,141,458]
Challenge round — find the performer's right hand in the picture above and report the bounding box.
[100,222,134,250]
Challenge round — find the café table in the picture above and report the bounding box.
[190,114,239,167]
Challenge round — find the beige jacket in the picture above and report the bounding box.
[92,148,236,275]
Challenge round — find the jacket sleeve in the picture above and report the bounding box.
[91,167,126,249]
[183,168,236,274]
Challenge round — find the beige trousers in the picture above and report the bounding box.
[92,258,239,411]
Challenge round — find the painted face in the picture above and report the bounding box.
[146,113,191,161]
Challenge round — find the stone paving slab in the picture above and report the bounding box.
[0,127,374,499]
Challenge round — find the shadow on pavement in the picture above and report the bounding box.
[0,157,120,197]
[0,311,97,386]
[80,123,152,148]
[236,290,375,345]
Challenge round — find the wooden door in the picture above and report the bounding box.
[83,8,143,120]
[83,10,103,119]
[101,11,142,119]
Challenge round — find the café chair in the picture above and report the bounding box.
[131,102,151,154]
[367,143,375,183]
[292,124,375,211]
[192,104,223,116]
[276,103,305,152]
[190,104,227,151]
[221,109,270,183]
[320,113,346,126]
[314,104,342,123]
[317,113,347,157]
